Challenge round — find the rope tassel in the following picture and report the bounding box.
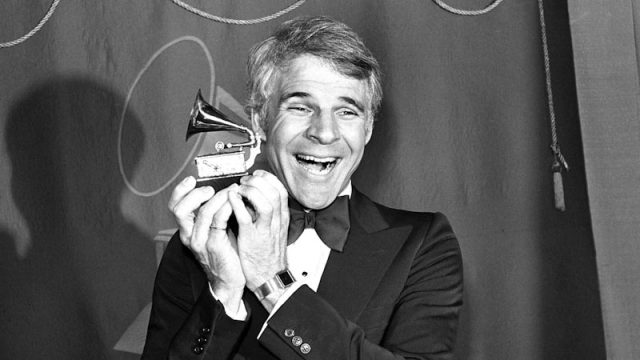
[552,159,566,211]
[550,145,569,212]
[539,0,569,211]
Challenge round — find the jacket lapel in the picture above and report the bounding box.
[317,189,411,322]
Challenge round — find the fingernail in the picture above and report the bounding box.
[202,186,214,194]
[182,176,194,185]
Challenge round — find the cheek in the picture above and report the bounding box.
[263,132,291,176]
[265,130,288,157]
[264,142,282,168]
[344,126,369,154]
[265,115,297,142]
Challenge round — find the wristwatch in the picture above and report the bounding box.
[255,269,296,300]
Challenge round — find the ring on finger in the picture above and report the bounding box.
[209,224,227,231]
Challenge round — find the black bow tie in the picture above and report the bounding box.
[287,196,350,252]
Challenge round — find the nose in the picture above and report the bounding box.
[305,111,340,144]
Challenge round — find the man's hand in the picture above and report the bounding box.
[169,176,245,311]
[228,170,290,297]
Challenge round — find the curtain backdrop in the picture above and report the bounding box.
[0,1,606,359]
[567,0,640,359]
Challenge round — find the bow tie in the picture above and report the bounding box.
[287,195,350,252]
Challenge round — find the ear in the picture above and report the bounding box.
[364,117,374,145]
[250,109,267,141]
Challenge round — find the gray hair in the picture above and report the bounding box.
[246,16,382,126]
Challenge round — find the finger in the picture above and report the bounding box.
[252,170,289,225]
[252,169,287,196]
[240,173,281,205]
[168,176,196,211]
[228,188,254,227]
[173,186,215,223]
[240,173,284,229]
[249,171,289,241]
[237,183,274,229]
[206,201,233,252]
[211,200,233,233]
[191,186,235,251]
[170,186,215,244]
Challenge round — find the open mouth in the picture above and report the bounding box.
[295,154,338,175]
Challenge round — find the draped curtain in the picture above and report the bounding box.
[0,0,620,359]
[567,0,640,359]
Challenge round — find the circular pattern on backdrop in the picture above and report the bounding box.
[0,0,62,48]
[432,0,504,16]
[170,0,306,25]
[117,35,214,197]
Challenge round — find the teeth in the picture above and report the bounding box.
[295,154,337,175]
[296,154,336,163]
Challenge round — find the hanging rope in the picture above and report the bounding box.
[537,0,569,211]
[170,0,306,25]
[0,0,61,48]
[432,0,504,16]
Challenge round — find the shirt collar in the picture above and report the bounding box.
[339,181,352,198]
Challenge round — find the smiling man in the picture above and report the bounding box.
[142,16,463,360]
[259,53,372,210]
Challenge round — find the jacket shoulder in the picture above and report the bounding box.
[351,188,454,237]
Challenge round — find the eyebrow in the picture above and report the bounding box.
[279,92,366,113]
[278,91,309,106]
[339,96,365,113]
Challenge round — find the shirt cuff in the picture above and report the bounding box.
[209,283,249,321]
[257,281,304,338]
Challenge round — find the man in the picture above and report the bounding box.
[142,16,463,360]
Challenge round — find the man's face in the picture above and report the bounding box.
[253,55,373,210]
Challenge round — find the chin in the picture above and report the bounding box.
[293,190,338,210]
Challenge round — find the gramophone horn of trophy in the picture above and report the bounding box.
[186,89,261,186]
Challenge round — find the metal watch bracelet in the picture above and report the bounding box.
[255,269,296,300]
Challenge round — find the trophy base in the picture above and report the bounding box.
[195,172,248,190]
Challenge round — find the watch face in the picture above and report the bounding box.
[278,270,296,287]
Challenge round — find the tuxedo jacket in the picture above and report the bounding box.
[141,189,463,360]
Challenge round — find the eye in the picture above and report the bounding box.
[337,108,360,119]
[286,105,312,115]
